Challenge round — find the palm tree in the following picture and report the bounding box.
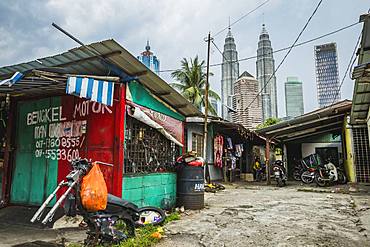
[171,56,220,115]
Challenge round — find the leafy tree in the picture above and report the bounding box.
[256,117,281,129]
[170,56,220,115]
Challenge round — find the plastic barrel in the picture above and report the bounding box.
[176,166,204,210]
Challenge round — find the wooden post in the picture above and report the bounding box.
[266,138,271,185]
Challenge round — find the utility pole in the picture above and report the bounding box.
[204,32,212,182]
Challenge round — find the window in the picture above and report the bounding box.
[191,133,204,156]
[124,116,180,174]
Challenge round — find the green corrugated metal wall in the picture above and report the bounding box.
[10,98,59,205]
[122,173,176,208]
[128,81,185,121]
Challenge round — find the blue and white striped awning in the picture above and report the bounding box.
[66,76,115,106]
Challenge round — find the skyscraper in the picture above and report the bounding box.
[221,27,239,121]
[256,24,278,121]
[314,42,340,108]
[285,77,304,118]
[232,71,262,129]
[137,40,160,74]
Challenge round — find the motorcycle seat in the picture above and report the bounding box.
[108,194,138,211]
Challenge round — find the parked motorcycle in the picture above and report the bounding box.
[314,162,347,187]
[31,159,166,246]
[300,167,317,184]
[272,160,287,187]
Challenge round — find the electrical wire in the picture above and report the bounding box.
[243,0,324,111]
[212,0,270,38]
[330,31,362,106]
[158,21,359,73]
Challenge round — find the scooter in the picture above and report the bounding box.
[31,159,165,246]
[272,160,287,187]
[314,162,347,187]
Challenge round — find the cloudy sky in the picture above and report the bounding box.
[0,0,368,117]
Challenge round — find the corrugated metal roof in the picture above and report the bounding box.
[351,14,370,124]
[256,100,352,142]
[0,39,202,117]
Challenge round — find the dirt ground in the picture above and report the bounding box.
[0,183,369,247]
[157,183,370,247]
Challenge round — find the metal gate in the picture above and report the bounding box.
[353,127,370,183]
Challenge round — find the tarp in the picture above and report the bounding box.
[127,106,183,147]
[66,76,114,106]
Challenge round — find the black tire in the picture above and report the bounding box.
[301,171,314,184]
[337,170,347,184]
[113,217,136,238]
[293,170,302,181]
[136,207,166,227]
[314,172,327,187]
[277,178,284,187]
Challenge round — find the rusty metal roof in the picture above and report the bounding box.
[256,100,352,142]
[351,14,370,125]
[0,39,202,117]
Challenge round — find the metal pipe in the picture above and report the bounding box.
[31,180,65,222]
[42,180,77,224]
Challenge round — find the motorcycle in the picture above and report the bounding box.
[272,160,287,187]
[314,162,347,187]
[300,167,317,184]
[31,159,166,246]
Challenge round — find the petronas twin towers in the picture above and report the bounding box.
[221,24,277,122]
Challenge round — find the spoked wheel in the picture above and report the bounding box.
[114,218,136,238]
[301,171,314,184]
[314,173,327,187]
[136,207,166,227]
[293,170,302,181]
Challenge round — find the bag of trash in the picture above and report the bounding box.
[80,163,108,212]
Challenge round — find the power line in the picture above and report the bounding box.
[245,0,324,111]
[330,31,362,106]
[158,21,359,73]
[212,0,270,38]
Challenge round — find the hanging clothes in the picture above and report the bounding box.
[235,144,244,157]
[226,137,233,150]
[214,135,224,167]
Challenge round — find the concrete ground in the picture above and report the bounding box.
[0,183,369,247]
[157,183,370,247]
[0,206,85,247]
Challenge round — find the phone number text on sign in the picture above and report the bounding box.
[34,148,80,162]
[35,137,82,149]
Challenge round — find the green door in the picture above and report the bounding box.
[10,98,59,205]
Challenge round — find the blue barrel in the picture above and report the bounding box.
[177,166,204,210]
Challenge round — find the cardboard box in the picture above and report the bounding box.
[241,173,254,182]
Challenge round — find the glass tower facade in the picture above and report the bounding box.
[314,42,340,108]
[137,40,160,74]
[285,77,304,118]
[221,27,239,121]
[256,24,278,121]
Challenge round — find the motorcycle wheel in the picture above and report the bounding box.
[293,170,302,181]
[136,207,166,227]
[277,178,284,187]
[314,173,327,187]
[337,170,347,184]
[114,218,136,238]
[301,171,314,184]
